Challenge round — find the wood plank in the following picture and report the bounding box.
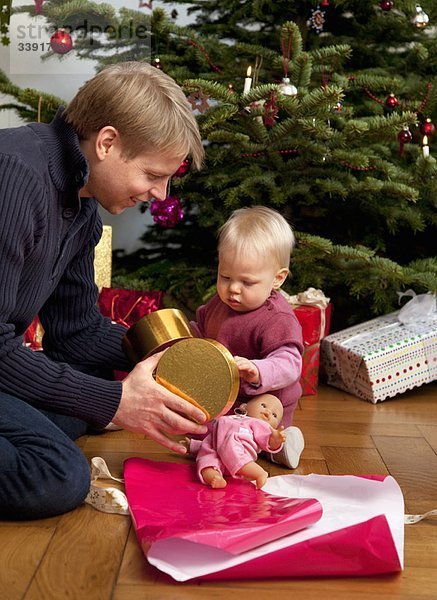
[416,424,437,452]
[268,459,329,477]
[117,528,159,586]
[295,419,422,438]
[373,435,437,513]
[0,526,54,600]
[24,505,130,599]
[404,521,437,568]
[322,447,389,475]
[113,567,437,600]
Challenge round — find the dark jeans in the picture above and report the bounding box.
[0,362,114,521]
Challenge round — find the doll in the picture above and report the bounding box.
[196,393,286,489]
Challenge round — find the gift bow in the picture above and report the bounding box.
[286,287,330,310]
[282,288,330,339]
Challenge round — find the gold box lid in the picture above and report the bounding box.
[155,337,239,421]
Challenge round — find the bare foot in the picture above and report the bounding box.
[254,471,268,489]
[201,467,227,488]
[210,474,227,488]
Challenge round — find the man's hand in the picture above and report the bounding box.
[112,350,208,454]
[234,355,260,385]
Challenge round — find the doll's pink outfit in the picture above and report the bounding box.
[191,291,303,426]
[196,414,283,484]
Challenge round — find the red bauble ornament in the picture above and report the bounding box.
[50,29,73,54]
[150,196,184,228]
[385,93,399,109]
[321,0,330,6]
[380,0,393,11]
[173,159,191,178]
[397,125,412,157]
[420,118,435,137]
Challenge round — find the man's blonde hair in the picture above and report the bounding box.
[64,61,204,168]
[218,205,295,269]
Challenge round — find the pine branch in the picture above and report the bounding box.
[183,79,237,103]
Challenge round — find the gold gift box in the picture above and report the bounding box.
[123,308,240,421]
[94,225,112,291]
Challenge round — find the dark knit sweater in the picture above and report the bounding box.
[0,110,130,428]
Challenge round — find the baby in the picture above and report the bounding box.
[197,394,285,489]
[190,205,305,469]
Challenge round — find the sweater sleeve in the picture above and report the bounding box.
[0,155,124,428]
[239,346,303,396]
[40,219,130,372]
[192,303,207,337]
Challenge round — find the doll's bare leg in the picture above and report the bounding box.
[201,467,227,488]
[237,461,268,489]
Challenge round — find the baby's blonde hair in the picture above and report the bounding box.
[218,206,295,269]
[64,61,204,168]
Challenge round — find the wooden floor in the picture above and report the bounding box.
[1,382,437,599]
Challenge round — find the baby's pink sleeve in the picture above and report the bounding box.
[250,420,282,452]
[240,346,302,396]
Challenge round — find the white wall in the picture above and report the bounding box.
[1,1,192,253]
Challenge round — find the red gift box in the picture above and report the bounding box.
[97,287,164,328]
[98,287,164,380]
[23,315,44,351]
[284,289,332,396]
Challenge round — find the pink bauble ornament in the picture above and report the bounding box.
[150,196,184,228]
[50,29,73,54]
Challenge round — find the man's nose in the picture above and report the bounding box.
[150,179,170,201]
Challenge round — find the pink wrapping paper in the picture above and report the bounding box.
[124,459,404,582]
[124,458,322,556]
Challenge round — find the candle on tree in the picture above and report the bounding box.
[243,66,252,94]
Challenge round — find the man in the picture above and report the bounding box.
[0,62,207,519]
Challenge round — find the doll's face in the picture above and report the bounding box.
[244,394,283,429]
[216,248,287,313]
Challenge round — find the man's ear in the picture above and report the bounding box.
[273,268,289,289]
[95,126,120,160]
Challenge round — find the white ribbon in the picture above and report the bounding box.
[84,457,130,516]
[397,289,436,325]
[405,509,437,524]
[282,288,330,339]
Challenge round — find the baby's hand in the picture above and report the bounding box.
[234,356,260,385]
[269,426,286,450]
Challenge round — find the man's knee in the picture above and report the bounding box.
[0,445,91,520]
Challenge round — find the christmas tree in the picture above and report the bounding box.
[1,0,436,328]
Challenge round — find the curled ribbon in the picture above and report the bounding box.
[110,294,159,327]
[282,287,330,339]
